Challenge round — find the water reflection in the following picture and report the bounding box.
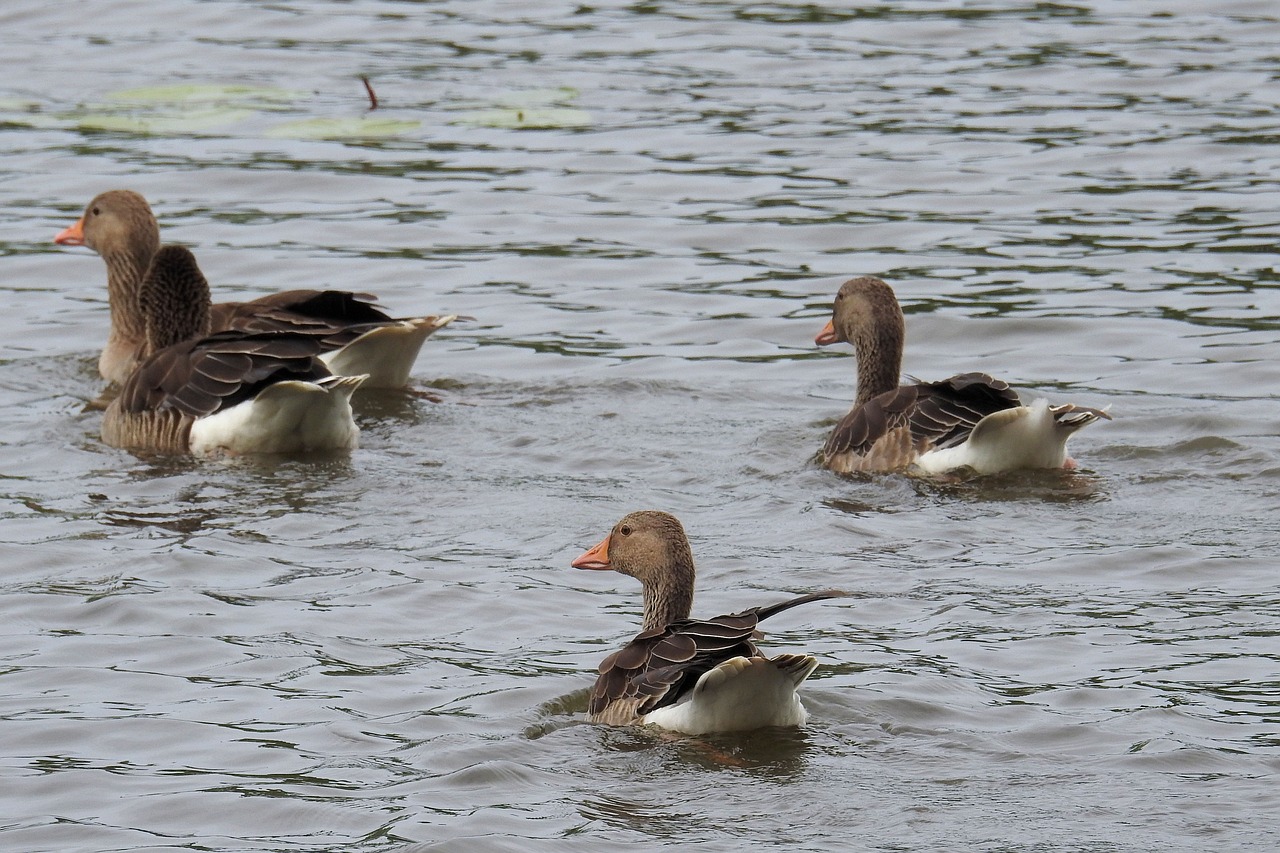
[579,725,815,835]
[818,467,1107,513]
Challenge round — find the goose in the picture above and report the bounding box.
[815,275,1110,475]
[55,190,456,388]
[571,510,844,734]
[101,245,366,455]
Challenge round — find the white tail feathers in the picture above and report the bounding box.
[321,315,456,388]
[642,654,818,734]
[188,374,367,454]
[1050,402,1112,432]
[916,398,1109,474]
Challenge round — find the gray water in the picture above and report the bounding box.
[2,1,1279,851]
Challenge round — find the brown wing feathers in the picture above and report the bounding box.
[591,591,844,718]
[909,373,1021,450]
[117,331,331,418]
[826,372,1021,459]
[824,384,923,458]
[211,290,402,350]
[750,590,847,622]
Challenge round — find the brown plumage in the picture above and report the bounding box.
[571,510,844,732]
[815,276,1109,475]
[210,289,406,348]
[101,246,361,454]
[823,372,1022,461]
[55,190,455,387]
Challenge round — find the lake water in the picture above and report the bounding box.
[2,1,1278,851]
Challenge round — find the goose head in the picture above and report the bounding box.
[816,275,907,405]
[55,189,159,262]
[572,510,696,631]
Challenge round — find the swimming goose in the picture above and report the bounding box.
[101,245,366,455]
[571,510,843,734]
[55,190,456,387]
[815,275,1110,475]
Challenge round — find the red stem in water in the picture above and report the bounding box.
[360,76,378,111]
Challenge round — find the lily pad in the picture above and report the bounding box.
[104,84,299,110]
[0,99,61,130]
[452,108,592,130]
[0,98,41,111]
[265,116,422,140]
[75,107,256,135]
[491,87,581,108]
[66,84,303,137]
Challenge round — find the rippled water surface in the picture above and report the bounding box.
[2,1,1279,851]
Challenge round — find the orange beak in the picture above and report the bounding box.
[54,217,86,246]
[571,534,611,570]
[815,319,839,346]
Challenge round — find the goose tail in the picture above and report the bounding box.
[321,315,457,388]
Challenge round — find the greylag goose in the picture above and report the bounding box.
[571,510,843,734]
[815,275,1110,475]
[102,245,366,455]
[55,190,456,388]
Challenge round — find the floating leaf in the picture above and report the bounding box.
[491,87,581,108]
[265,116,421,140]
[64,84,302,137]
[104,84,299,110]
[451,108,592,130]
[0,98,41,111]
[74,107,255,135]
[0,99,61,130]
[449,86,590,129]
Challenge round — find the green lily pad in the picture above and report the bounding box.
[104,84,299,109]
[75,107,256,135]
[265,116,422,140]
[452,108,592,129]
[0,99,60,130]
[66,84,302,137]
[491,87,581,108]
[0,98,41,111]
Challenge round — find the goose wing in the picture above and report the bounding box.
[824,372,1021,458]
[211,290,398,350]
[116,331,331,418]
[590,591,843,720]
[591,612,761,719]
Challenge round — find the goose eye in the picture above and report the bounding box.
[91,206,100,216]
[619,524,632,536]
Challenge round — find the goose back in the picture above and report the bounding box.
[822,372,1022,473]
[589,591,843,725]
[102,331,335,453]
